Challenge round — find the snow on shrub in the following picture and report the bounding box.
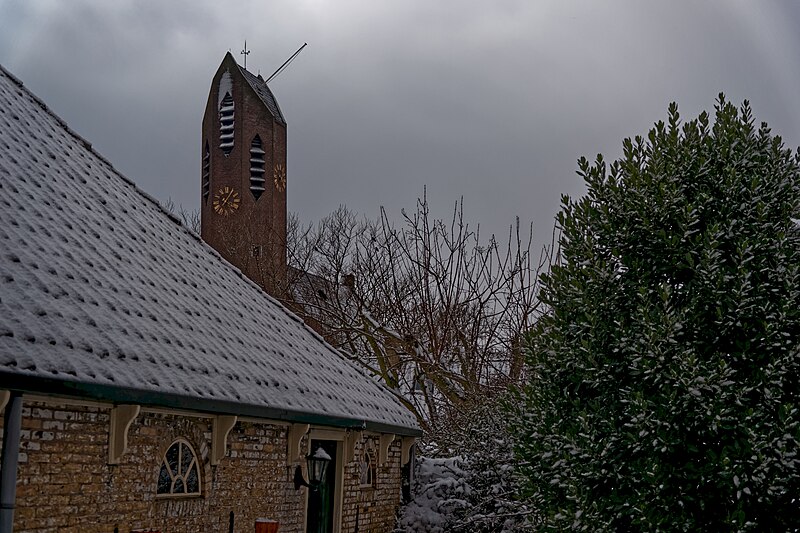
[396,457,471,533]
[397,396,533,532]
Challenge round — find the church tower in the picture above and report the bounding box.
[201,52,287,296]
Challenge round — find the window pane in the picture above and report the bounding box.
[166,443,180,474]
[360,451,374,487]
[186,465,200,493]
[157,463,171,494]
[173,477,185,494]
[180,443,193,475]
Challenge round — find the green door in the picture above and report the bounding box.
[306,439,337,533]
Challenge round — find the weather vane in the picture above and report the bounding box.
[240,40,251,69]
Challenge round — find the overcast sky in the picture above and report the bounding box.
[2,0,800,255]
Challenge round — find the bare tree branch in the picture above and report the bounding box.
[282,195,555,438]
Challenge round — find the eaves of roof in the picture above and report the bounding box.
[0,371,421,436]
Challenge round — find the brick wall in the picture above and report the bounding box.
[341,437,403,533]
[0,398,405,533]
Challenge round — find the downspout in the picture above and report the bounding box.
[0,392,23,532]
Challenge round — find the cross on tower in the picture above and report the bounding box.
[240,40,250,69]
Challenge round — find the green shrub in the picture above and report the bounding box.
[514,96,800,531]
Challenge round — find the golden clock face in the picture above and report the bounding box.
[273,163,287,192]
[212,186,240,216]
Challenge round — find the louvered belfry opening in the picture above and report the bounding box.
[249,135,266,200]
[219,92,234,155]
[202,142,210,203]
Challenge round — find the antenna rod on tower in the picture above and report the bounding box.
[266,43,307,84]
[240,40,251,69]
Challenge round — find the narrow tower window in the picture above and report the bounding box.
[249,135,266,200]
[219,92,235,156]
[202,142,210,203]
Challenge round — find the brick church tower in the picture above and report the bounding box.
[200,52,287,296]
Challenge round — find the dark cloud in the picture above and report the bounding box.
[2,0,800,255]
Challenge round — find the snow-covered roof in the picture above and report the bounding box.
[0,65,419,436]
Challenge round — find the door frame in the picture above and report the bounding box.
[304,429,345,533]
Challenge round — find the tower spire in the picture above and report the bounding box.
[201,52,288,298]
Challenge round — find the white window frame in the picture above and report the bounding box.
[156,438,202,498]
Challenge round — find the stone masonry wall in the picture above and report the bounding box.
[0,398,406,533]
[341,436,404,533]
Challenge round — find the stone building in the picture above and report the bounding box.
[0,59,419,533]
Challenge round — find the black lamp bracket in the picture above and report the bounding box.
[294,465,316,491]
[294,465,309,490]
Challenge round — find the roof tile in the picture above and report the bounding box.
[238,65,286,124]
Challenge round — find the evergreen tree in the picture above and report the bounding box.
[514,96,800,530]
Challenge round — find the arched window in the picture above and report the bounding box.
[249,135,266,200]
[219,92,235,156]
[157,439,202,497]
[202,142,210,203]
[359,447,376,488]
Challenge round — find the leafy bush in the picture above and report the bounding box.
[514,96,800,530]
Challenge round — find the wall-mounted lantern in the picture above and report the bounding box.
[294,446,331,491]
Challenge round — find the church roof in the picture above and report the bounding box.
[0,65,419,436]
[237,61,286,125]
